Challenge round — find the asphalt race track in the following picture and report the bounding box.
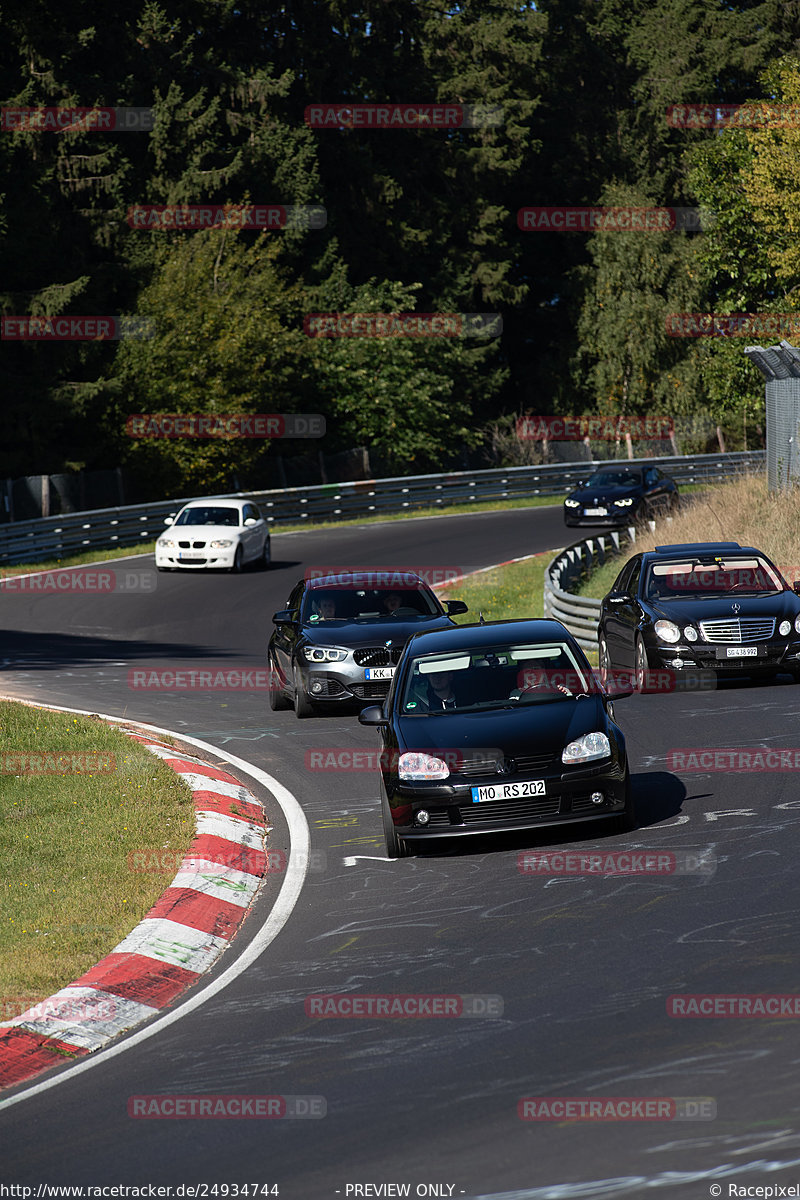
[3,504,800,1198]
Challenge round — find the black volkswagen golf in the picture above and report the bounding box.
[359,618,633,857]
[564,464,679,528]
[597,541,800,688]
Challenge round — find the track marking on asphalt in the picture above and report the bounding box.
[343,854,391,866]
[0,698,310,1114]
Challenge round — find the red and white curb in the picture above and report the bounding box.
[0,732,269,1091]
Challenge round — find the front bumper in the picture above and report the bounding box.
[386,759,628,840]
[156,546,238,569]
[564,509,637,528]
[647,637,800,674]
[298,661,393,704]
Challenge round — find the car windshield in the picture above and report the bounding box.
[175,506,241,527]
[645,557,783,599]
[586,470,641,487]
[399,642,596,713]
[301,586,441,624]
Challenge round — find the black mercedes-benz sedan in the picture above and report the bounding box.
[597,541,800,689]
[268,571,468,717]
[358,618,633,857]
[564,464,679,528]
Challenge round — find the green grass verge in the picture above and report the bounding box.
[0,703,195,1004]
[444,550,557,623]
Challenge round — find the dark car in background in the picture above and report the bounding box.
[564,464,679,528]
[597,541,800,689]
[268,571,468,717]
[359,618,633,857]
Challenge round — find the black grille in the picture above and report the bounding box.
[310,677,347,697]
[350,681,392,699]
[178,540,207,549]
[353,646,403,667]
[454,796,561,825]
[449,752,556,779]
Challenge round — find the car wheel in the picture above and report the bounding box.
[268,656,290,710]
[635,635,651,693]
[670,493,680,514]
[598,633,611,684]
[293,664,315,718]
[230,545,243,574]
[382,791,408,859]
[258,537,271,570]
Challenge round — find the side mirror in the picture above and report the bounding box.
[445,599,469,615]
[164,516,174,526]
[272,609,295,626]
[244,517,257,526]
[596,668,634,699]
[793,581,800,595]
[358,705,389,727]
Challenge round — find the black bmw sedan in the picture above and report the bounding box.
[597,541,800,689]
[564,464,679,528]
[358,618,633,857]
[268,571,468,717]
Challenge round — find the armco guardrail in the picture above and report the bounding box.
[544,529,638,652]
[0,450,763,567]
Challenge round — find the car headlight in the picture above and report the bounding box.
[303,646,348,663]
[795,615,800,634]
[158,538,175,548]
[398,752,450,780]
[780,620,792,636]
[654,620,681,644]
[613,497,635,507]
[209,539,233,549]
[562,732,611,765]
[683,626,698,642]
[564,499,580,508]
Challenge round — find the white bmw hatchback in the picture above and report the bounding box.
[155,499,271,572]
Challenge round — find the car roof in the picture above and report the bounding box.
[305,571,428,590]
[648,541,765,559]
[404,618,576,654]
[180,498,246,507]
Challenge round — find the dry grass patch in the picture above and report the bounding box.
[577,473,798,599]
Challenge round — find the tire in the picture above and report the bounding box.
[268,656,290,710]
[230,545,243,574]
[382,791,408,858]
[635,635,651,693]
[293,664,315,718]
[598,633,611,685]
[257,537,271,570]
